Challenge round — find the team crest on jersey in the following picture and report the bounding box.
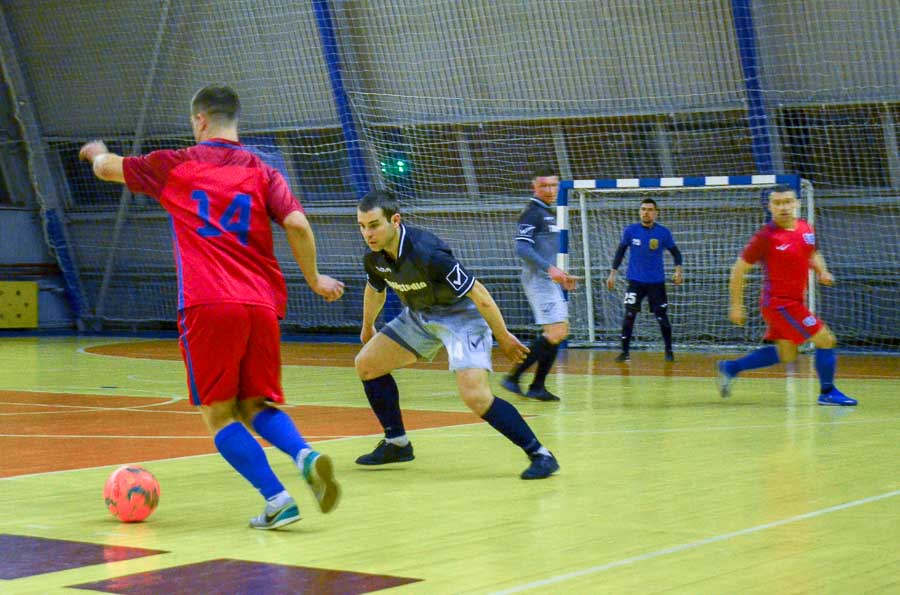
[803,233,815,245]
[802,316,817,327]
[445,263,469,291]
[632,238,641,246]
[649,238,659,250]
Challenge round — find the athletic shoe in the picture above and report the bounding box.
[521,452,560,480]
[615,352,630,363]
[524,387,561,402]
[249,500,300,530]
[355,439,415,465]
[500,375,523,395]
[302,452,341,514]
[817,388,858,406]
[716,361,734,398]
[665,351,675,362]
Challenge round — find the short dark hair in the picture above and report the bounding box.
[641,198,658,208]
[191,86,241,124]
[358,189,400,220]
[531,166,558,180]
[769,184,797,197]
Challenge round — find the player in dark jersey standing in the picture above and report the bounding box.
[79,85,345,529]
[717,186,857,405]
[502,167,578,402]
[606,198,683,362]
[354,190,560,479]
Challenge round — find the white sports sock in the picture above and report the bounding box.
[384,435,409,447]
[295,447,313,470]
[266,490,291,510]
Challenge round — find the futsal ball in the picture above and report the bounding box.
[103,465,161,522]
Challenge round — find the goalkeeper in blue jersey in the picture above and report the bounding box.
[606,198,683,362]
[501,167,579,402]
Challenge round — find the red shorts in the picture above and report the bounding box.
[761,302,824,345]
[177,303,284,406]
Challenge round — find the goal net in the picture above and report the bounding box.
[559,175,812,349]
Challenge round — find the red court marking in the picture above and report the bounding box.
[84,340,900,379]
[0,391,483,478]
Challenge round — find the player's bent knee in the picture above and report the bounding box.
[811,327,837,349]
[544,322,568,344]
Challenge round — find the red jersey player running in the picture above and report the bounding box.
[79,85,346,529]
[717,185,857,406]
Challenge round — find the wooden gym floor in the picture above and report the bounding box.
[1,336,898,594]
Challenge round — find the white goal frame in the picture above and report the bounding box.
[556,174,814,345]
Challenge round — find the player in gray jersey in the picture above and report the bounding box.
[354,190,560,480]
[502,168,578,402]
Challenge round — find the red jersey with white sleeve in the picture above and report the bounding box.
[741,219,817,308]
[122,139,302,318]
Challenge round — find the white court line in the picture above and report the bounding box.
[492,489,900,595]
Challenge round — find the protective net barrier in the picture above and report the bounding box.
[1,0,896,349]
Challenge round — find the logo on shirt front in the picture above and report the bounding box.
[468,333,486,352]
[775,244,791,251]
[517,224,535,237]
[649,238,659,250]
[375,265,392,273]
[803,233,815,245]
[384,279,428,293]
[632,238,641,246]
[445,263,470,292]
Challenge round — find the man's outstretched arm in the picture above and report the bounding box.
[79,140,125,183]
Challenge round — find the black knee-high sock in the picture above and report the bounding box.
[362,374,405,439]
[481,396,541,454]
[621,309,638,353]
[655,310,673,352]
[529,341,560,391]
[509,335,550,380]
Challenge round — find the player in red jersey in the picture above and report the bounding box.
[716,186,856,406]
[79,86,346,528]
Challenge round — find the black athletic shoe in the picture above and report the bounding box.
[665,351,675,362]
[521,452,560,480]
[355,439,415,465]
[615,352,630,363]
[500,375,523,395]
[524,387,561,402]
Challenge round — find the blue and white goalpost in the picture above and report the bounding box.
[555,174,814,347]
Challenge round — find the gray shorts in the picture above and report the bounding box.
[522,273,569,325]
[381,301,493,371]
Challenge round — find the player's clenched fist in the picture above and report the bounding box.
[313,275,345,302]
[79,140,109,163]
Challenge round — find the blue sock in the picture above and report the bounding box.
[481,396,541,455]
[252,407,309,460]
[725,345,780,376]
[815,348,836,393]
[362,374,406,439]
[214,422,284,500]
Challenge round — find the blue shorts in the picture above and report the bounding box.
[381,301,492,371]
[522,272,568,325]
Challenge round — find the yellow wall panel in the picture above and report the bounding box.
[0,281,39,328]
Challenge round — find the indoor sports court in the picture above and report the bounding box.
[2,338,898,593]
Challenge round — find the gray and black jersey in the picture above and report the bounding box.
[364,224,476,313]
[514,198,558,279]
